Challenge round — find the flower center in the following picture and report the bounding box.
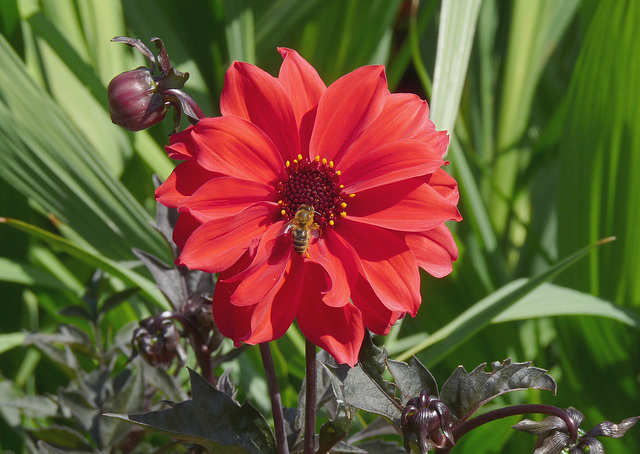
[277,154,353,229]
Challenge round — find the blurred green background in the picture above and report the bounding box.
[0,0,638,452]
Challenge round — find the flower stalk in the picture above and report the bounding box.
[304,339,317,454]
[259,343,289,454]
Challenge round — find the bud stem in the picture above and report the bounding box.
[434,404,578,453]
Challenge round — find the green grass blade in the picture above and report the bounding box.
[0,217,169,310]
[395,237,615,364]
[0,257,70,291]
[0,333,26,355]
[430,0,482,136]
[0,34,169,262]
[492,282,639,329]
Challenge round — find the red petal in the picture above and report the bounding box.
[335,219,421,314]
[228,223,292,307]
[347,177,462,232]
[415,129,450,158]
[179,177,278,222]
[404,224,459,278]
[241,256,307,344]
[340,93,431,161]
[427,168,460,205]
[178,202,278,273]
[165,124,197,160]
[212,252,255,341]
[297,265,364,366]
[351,276,402,335]
[155,161,219,208]
[221,61,300,161]
[277,48,325,131]
[191,117,284,185]
[339,139,444,193]
[310,66,388,163]
[173,212,202,251]
[306,229,358,307]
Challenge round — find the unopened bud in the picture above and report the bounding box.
[108,68,167,131]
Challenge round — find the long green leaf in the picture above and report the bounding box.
[0,332,26,355]
[0,257,69,291]
[492,282,639,329]
[395,237,615,364]
[0,217,169,310]
[430,0,482,136]
[0,34,169,262]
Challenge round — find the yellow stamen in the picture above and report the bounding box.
[329,220,335,226]
[339,184,344,189]
[340,211,347,218]
[278,200,283,205]
[322,158,327,165]
[315,155,320,162]
[297,154,303,161]
[349,193,356,198]
[340,202,347,208]
[329,161,334,168]
[286,160,290,167]
[281,209,286,216]
[336,170,341,176]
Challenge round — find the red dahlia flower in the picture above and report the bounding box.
[156,48,461,366]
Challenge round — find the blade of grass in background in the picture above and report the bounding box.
[553,2,640,451]
[491,0,580,238]
[0,217,169,310]
[429,0,481,135]
[395,237,615,365]
[0,34,169,262]
[423,0,505,290]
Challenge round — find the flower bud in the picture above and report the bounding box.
[107,67,167,131]
[108,36,203,133]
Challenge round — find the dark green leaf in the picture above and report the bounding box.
[105,368,277,454]
[29,425,94,450]
[98,287,139,319]
[347,417,397,444]
[37,440,95,454]
[353,440,406,454]
[132,248,183,309]
[58,305,93,321]
[358,333,396,397]
[138,358,188,404]
[217,368,239,403]
[5,395,59,419]
[439,358,556,423]
[318,401,352,454]
[58,388,98,432]
[26,324,97,359]
[325,362,402,423]
[100,367,145,448]
[386,356,439,405]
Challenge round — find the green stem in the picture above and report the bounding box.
[259,343,289,454]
